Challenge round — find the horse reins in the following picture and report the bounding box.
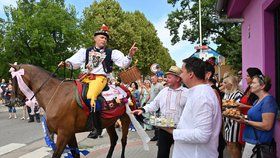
[30,62,74,100]
[45,81,64,108]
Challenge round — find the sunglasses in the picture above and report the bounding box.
[256,75,265,83]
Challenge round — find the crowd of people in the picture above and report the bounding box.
[1,24,278,158]
[0,78,41,123]
[127,57,278,158]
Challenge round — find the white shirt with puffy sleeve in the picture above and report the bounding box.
[172,84,222,158]
[143,86,188,124]
[65,48,131,75]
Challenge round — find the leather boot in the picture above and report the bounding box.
[87,111,102,139]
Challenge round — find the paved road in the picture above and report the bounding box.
[0,105,229,158]
[0,105,159,158]
[79,130,158,158]
[0,105,44,147]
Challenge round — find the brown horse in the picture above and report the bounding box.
[10,64,132,158]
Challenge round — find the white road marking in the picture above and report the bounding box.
[19,146,52,158]
[0,143,26,156]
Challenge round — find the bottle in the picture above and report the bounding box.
[169,118,175,127]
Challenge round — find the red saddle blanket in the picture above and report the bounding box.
[101,105,126,119]
[74,81,136,118]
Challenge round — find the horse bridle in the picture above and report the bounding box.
[30,66,61,100]
[30,62,75,100]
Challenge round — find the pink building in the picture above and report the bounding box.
[217,0,280,157]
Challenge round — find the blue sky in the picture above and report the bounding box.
[0,0,200,67]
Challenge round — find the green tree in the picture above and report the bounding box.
[0,18,6,78]
[166,0,242,70]
[82,0,175,76]
[1,0,82,78]
[0,18,5,53]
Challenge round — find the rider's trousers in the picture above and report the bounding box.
[82,75,107,108]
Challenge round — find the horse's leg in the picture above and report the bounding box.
[52,131,71,158]
[106,124,118,158]
[119,114,130,158]
[68,135,80,158]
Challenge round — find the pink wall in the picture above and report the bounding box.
[241,0,276,95]
[227,0,251,18]
[241,1,264,75]
[240,0,280,157]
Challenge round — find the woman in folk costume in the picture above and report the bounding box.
[59,24,138,138]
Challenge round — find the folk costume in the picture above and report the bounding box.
[66,25,132,108]
[65,24,132,138]
[141,66,188,158]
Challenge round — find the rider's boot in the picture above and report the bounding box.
[87,111,102,139]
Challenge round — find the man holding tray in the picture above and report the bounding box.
[132,66,188,158]
[162,57,222,158]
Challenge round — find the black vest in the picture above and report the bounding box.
[85,47,113,73]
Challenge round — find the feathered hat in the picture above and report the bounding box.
[94,24,109,39]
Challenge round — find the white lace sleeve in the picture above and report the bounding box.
[111,49,132,69]
[65,48,86,69]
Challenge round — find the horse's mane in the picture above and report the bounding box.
[21,64,64,81]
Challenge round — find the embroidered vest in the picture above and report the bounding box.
[85,47,113,73]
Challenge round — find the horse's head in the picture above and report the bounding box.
[9,63,60,106]
[9,63,33,100]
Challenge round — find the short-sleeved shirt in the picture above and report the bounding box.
[156,71,164,77]
[147,83,164,103]
[243,95,278,144]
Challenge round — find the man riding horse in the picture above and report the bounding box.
[59,24,138,139]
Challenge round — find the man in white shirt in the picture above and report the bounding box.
[59,24,138,139]
[132,66,188,158]
[162,57,222,158]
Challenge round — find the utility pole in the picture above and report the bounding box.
[199,0,202,53]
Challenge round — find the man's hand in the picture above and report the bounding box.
[58,61,71,68]
[161,127,174,134]
[58,61,66,67]
[128,42,138,58]
[131,109,143,115]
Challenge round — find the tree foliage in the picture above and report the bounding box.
[1,0,82,78]
[0,0,175,79]
[166,0,242,70]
